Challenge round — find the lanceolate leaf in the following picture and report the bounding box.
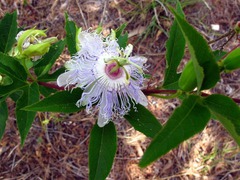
[222,47,240,70]
[139,95,210,167]
[115,23,127,38]
[23,88,83,113]
[0,53,28,97]
[39,85,57,97]
[16,82,40,145]
[0,52,27,81]
[0,100,8,140]
[35,40,65,77]
[117,32,128,49]
[163,1,185,89]
[0,77,27,97]
[38,67,65,82]
[65,13,78,55]
[125,104,162,138]
[170,7,220,91]
[203,94,240,145]
[0,11,18,53]
[213,50,227,62]
[89,122,117,180]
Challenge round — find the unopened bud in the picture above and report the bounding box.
[17,29,47,54]
[16,29,58,60]
[22,42,51,57]
[234,21,240,34]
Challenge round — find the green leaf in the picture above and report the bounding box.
[65,13,77,55]
[222,47,240,70]
[9,91,23,102]
[170,7,220,91]
[0,53,28,97]
[37,67,65,82]
[16,82,40,145]
[35,40,65,77]
[213,50,227,61]
[203,94,240,145]
[39,85,57,97]
[139,95,210,167]
[163,1,185,90]
[125,104,162,138]
[89,122,117,180]
[0,11,18,53]
[0,100,8,140]
[0,74,13,86]
[117,32,128,49]
[23,88,83,113]
[115,23,127,38]
[0,52,27,81]
[0,77,27,97]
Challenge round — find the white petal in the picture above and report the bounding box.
[65,60,79,70]
[124,44,133,57]
[129,56,147,66]
[97,113,110,127]
[78,31,103,56]
[57,71,74,87]
[138,90,148,106]
[105,39,120,56]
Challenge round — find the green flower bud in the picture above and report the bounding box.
[17,29,47,54]
[22,42,51,57]
[234,21,240,34]
[178,60,197,92]
[16,29,57,60]
[222,47,240,71]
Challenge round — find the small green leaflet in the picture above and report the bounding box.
[65,13,78,56]
[125,104,162,138]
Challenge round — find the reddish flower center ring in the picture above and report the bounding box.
[105,61,123,80]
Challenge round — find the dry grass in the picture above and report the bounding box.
[1,0,240,179]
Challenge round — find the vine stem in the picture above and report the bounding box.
[38,82,240,104]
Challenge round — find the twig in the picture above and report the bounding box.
[208,30,235,45]
[37,82,240,104]
[38,81,64,90]
[100,0,108,25]
[75,0,88,29]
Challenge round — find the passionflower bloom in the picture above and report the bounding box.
[57,30,148,127]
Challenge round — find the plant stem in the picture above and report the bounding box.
[37,82,240,104]
[23,58,36,81]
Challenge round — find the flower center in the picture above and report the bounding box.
[105,60,123,80]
